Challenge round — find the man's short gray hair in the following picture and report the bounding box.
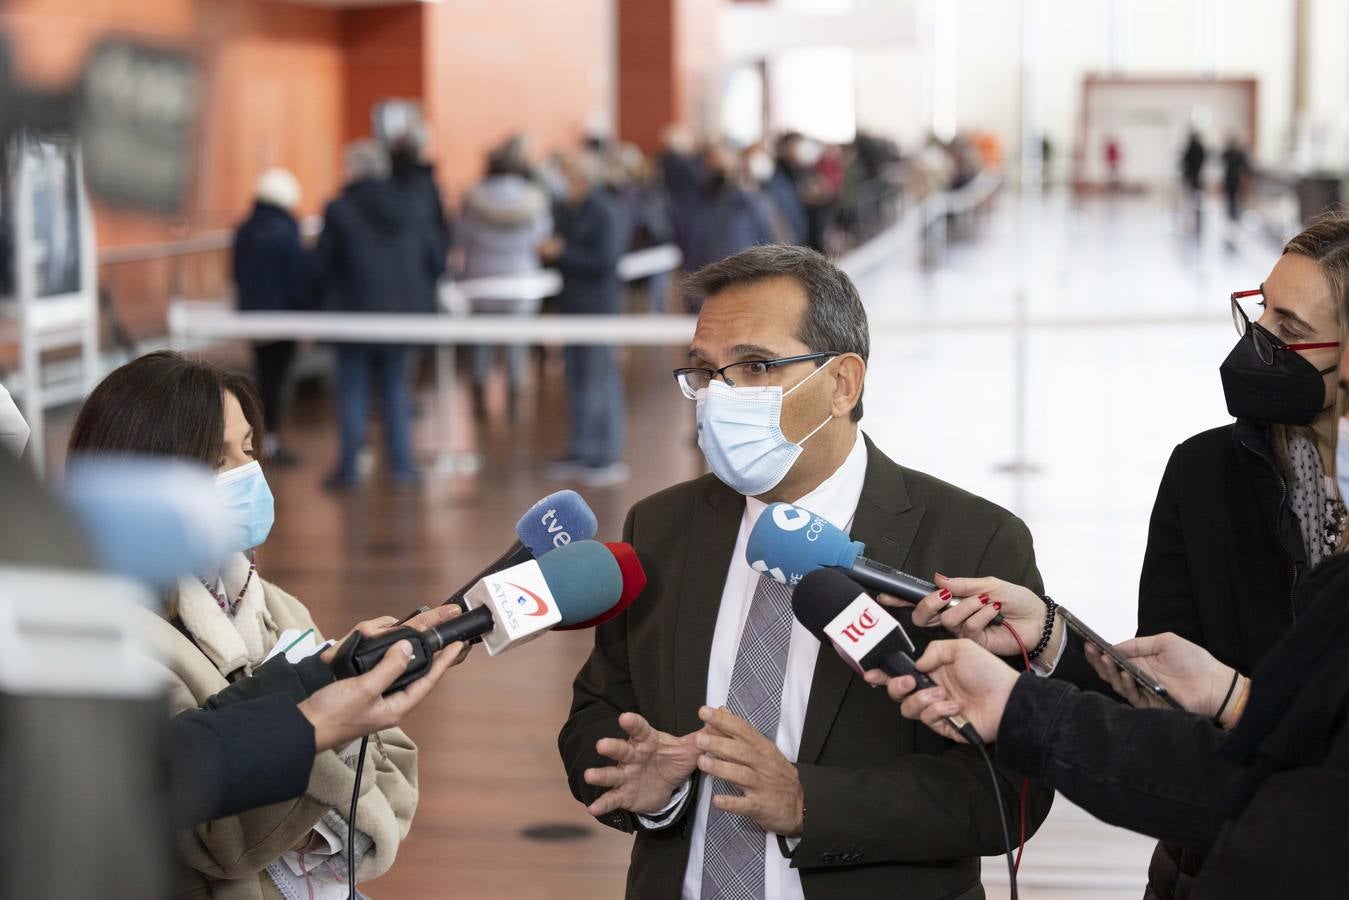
[344,140,389,183]
[686,244,870,421]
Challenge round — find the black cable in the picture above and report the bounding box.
[973,738,1018,900]
[347,735,369,900]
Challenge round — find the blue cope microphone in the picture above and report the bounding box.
[442,489,599,612]
[746,502,1004,626]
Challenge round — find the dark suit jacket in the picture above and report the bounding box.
[558,436,1055,899]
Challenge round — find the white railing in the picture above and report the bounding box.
[137,176,1003,473]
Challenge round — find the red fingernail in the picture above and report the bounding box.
[939,589,951,600]
[994,602,1003,611]
[979,596,989,605]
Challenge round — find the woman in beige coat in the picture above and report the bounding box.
[68,351,419,900]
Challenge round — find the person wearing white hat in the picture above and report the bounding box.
[232,167,309,467]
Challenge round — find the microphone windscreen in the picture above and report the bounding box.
[537,540,623,626]
[554,542,646,631]
[515,490,599,557]
[62,455,232,587]
[791,568,870,639]
[746,502,864,585]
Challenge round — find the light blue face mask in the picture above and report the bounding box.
[695,363,833,497]
[215,460,275,554]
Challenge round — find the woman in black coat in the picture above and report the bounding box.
[888,216,1349,899]
[866,544,1349,899]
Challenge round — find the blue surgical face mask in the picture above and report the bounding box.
[215,460,275,553]
[695,363,833,497]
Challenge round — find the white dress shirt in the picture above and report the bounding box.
[641,431,869,900]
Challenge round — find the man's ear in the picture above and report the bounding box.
[831,354,865,418]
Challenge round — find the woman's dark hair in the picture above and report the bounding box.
[68,351,264,465]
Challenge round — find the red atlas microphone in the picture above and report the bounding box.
[554,542,647,631]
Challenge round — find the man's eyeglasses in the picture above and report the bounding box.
[673,352,840,399]
[1230,288,1339,365]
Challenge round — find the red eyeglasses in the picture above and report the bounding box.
[1230,288,1339,365]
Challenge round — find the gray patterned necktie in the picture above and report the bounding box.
[700,574,795,900]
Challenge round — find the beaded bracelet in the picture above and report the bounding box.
[1026,595,1058,661]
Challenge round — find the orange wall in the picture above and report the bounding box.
[618,0,677,153]
[342,4,424,144]
[195,0,346,230]
[423,0,613,201]
[2,0,346,246]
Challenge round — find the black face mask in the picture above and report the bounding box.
[1219,333,1336,425]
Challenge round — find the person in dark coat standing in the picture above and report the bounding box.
[388,124,452,293]
[232,168,310,466]
[1221,137,1250,223]
[746,144,809,246]
[658,125,704,268]
[1180,132,1207,232]
[684,145,776,278]
[541,151,630,487]
[312,141,442,489]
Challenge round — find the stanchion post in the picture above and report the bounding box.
[995,287,1040,477]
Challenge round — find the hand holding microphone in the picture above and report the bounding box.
[792,568,987,745]
[332,540,645,693]
[302,630,463,753]
[862,639,1020,745]
[747,502,1004,627]
[881,574,1063,661]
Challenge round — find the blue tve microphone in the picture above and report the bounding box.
[442,490,598,613]
[746,502,1003,626]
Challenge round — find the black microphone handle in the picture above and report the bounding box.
[443,541,533,612]
[875,646,984,746]
[425,603,496,652]
[841,558,1007,627]
[332,605,497,695]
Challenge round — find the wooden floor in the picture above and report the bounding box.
[261,348,699,899]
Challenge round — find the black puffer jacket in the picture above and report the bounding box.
[1137,419,1313,899]
[311,177,442,315]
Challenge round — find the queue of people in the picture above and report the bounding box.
[231,130,449,490]
[230,124,921,490]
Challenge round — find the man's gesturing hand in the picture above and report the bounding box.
[695,706,804,837]
[584,712,703,816]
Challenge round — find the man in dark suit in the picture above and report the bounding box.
[558,244,1053,899]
